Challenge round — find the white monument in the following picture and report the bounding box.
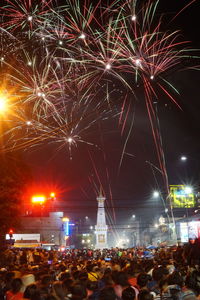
[95,190,108,249]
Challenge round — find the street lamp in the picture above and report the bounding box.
[62,217,69,222]
[153,191,159,198]
[184,186,193,194]
[50,192,56,198]
[180,156,187,161]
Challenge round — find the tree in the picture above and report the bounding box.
[0,152,31,250]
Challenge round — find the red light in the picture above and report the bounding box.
[9,229,13,238]
[31,195,46,204]
[50,192,55,198]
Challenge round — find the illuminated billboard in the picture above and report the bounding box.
[180,221,200,242]
[170,185,195,208]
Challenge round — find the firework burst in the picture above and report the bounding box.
[0,0,198,193]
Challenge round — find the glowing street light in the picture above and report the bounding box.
[50,192,56,198]
[153,191,159,198]
[62,217,69,222]
[31,195,46,204]
[180,156,187,161]
[184,186,193,194]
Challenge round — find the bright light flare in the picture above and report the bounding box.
[185,186,193,194]
[31,195,46,204]
[105,63,111,70]
[131,15,136,21]
[50,192,55,198]
[0,94,8,113]
[135,59,141,66]
[79,33,86,39]
[67,137,73,143]
[62,217,69,222]
[153,191,159,198]
[181,156,187,161]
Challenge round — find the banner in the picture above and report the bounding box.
[170,185,195,208]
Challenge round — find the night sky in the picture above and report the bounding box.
[17,0,200,226]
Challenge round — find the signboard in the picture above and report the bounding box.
[180,221,200,242]
[170,185,195,208]
[6,233,40,242]
[98,234,105,243]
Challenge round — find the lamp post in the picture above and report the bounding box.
[179,154,200,183]
[152,189,175,244]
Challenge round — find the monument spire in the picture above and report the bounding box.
[95,188,108,249]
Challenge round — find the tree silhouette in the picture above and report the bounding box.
[0,152,31,251]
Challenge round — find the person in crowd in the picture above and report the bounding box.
[98,286,117,300]
[51,281,66,300]
[37,275,52,299]
[6,278,23,300]
[137,273,151,291]
[147,266,169,295]
[0,243,199,300]
[22,283,37,299]
[138,290,153,300]
[122,286,136,300]
[86,265,99,282]
[70,284,87,300]
[113,271,130,299]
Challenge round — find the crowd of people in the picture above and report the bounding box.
[0,239,200,300]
